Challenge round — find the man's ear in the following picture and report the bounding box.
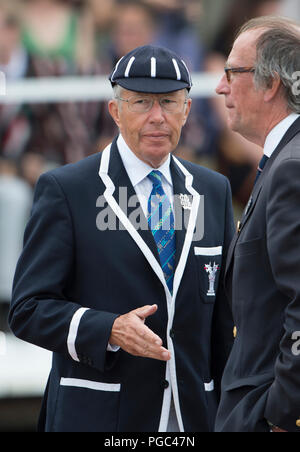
[108,100,121,128]
[263,74,282,102]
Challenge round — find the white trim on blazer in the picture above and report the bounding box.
[67,307,90,362]
[60,377,121,392]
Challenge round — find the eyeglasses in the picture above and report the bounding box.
[224,66,255,84]
[115,95,188,113]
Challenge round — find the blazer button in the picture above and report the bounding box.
[233,326,237,338]
[296,419,300,428]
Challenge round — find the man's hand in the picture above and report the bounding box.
[109,304,171,361]
[271,426,287,432]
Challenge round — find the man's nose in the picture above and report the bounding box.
[215,74,230,95]
[148,100,165,122]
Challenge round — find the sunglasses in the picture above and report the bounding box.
[224,66,255,83]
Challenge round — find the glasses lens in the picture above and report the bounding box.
[128,97,152,113]
[160,98,180,112]
[225,69,231,83]
[127,96,184,113]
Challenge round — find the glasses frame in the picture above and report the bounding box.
[224,66,255,84]
[115,95,188,114]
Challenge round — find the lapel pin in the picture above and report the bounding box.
[179,193,192,210]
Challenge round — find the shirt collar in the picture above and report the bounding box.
[117,134,172,187]
[264,113,300,158]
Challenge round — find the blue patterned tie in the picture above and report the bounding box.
[147,170,176,293]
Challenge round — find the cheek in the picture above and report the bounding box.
[171,120,185,143]
[119,116,141,140]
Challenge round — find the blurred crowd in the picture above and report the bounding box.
[0,0,297,309]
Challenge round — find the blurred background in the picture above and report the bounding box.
[0,0,299,432]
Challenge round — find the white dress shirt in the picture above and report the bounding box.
[117,134,174,214]
[264,113,300,158]
[110,134,179,431]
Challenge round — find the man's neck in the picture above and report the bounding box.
[242,107,292,148]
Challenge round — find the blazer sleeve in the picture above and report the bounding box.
[9,172,120,373]
[211,177,235,399]
[264,157,300,431]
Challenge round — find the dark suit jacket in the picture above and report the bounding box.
[9,138,234,432]
[215,117,300,432]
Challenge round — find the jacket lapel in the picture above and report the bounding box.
[171,156,201,300]
[171,158,191,268]
[99,140,171,299]
[106,139,159,262]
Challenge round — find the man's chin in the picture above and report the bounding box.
[227,115,239,133]
[143,147,171,168]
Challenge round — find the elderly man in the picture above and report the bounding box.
[9,45,234,432]
[215,16,300,432]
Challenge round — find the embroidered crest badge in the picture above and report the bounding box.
[204,262,219,296]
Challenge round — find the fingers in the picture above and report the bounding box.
[109,305,171,361]
[134,304,158,321]
[131,332,171,361]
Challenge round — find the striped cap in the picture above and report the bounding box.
[109,45,192,93]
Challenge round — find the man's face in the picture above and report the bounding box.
[215,29,266,142]
[108,88,192,168]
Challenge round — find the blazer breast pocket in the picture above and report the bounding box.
[194,246,223,303]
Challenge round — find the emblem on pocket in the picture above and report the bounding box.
[204,262,219,296]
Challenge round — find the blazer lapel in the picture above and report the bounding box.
[171,158,192,268]
[98,140,171,299]
[106,139,159,262]
[171,156,201,300]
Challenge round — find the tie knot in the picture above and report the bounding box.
[148,170,162,187]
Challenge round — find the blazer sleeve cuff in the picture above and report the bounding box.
[69,308,121,372]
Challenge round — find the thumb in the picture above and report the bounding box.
[134,304,158,321]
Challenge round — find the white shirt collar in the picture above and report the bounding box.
[117,134,172,187]
[264,113,300,158]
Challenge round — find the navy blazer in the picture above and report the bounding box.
[215,117,300,432]
[9,138,234,432]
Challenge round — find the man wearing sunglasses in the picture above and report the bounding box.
[9,45,234,432]
[215,16,300,432]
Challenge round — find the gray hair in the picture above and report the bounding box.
[113,84,123,100]
[237,16,300,113]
